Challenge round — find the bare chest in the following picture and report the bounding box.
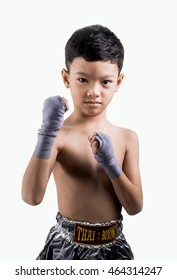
[55,130,125,179]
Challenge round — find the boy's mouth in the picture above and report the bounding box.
[84,101,102,104]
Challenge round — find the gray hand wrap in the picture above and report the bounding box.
[95,132,122,179]
[33,96,66,159]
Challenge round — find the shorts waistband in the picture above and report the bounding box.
[54,212,123,246]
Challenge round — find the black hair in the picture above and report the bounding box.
[65,24,124,74]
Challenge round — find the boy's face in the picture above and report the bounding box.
[62,57,123,117]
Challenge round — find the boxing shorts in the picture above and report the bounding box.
[36,212,134,260]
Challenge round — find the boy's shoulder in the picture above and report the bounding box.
[112,124,138,138]
[110,124,139,147]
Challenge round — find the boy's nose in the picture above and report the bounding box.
[87,85,100,98]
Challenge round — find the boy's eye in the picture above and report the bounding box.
[78,78,88,83]
[102,80,111,85]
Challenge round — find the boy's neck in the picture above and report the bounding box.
[65,111,110,129]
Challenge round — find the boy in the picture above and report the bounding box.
[22,24,143,260]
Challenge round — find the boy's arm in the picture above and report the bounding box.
[21,140,58,205]
[111,131,143,215]
[89,131,143,215]
[21,96,68,205]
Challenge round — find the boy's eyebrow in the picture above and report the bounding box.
[75,72,87,76]
[75,72,115,78]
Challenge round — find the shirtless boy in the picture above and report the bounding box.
[22,24,143,260]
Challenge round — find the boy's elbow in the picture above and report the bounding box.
[126,202,143,216]
[127,192,144,215]
[127,207,142,216]
[21,193,43,206]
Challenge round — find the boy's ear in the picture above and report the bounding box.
[61,68,70,88]
[115,73,124,92]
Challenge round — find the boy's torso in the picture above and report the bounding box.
[52,122,128,223]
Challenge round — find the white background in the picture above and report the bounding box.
[0,0,177,260]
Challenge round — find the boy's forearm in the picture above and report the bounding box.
[33,96,67,159]
[89,131,143,215]
[21,156,52,205]
[22,96,67,205]
[111,172,143,215]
